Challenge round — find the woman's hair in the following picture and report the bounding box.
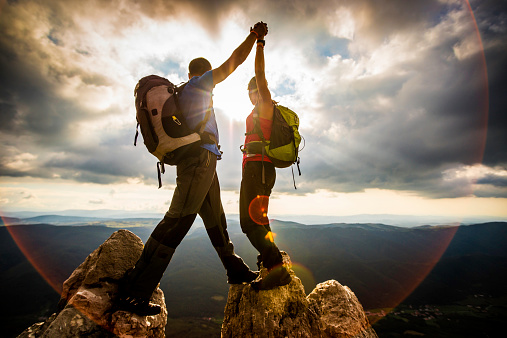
[248,76,277,104]
[189,57,212,76]
[248,76,257,91]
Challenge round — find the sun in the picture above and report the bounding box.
[213,71,254,122]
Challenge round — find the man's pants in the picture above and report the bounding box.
[125,149,250,300]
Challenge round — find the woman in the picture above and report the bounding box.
[240,26,291,290]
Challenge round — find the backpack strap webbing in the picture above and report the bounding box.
[245,105,269,143]
[196,107,213,135]
[290,157,301,190]
[134,122,140,146]
[157,161,165,189]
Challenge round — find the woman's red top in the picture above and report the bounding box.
[242,107,273,168]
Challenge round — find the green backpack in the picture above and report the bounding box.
[242,104,302,188]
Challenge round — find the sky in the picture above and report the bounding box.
[0,0,506,221]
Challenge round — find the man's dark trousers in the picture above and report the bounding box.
[125,148,251,299]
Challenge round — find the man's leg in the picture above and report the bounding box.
[199,168,257,283]
[120,149,216,314]
[123,214,196,300]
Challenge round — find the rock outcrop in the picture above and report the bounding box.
[17,230,167,338]
[222,252,378,338]
[18,230,377,338]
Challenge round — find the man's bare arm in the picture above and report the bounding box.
[212,23,268,86]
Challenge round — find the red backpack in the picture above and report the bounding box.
[134,75,215,187]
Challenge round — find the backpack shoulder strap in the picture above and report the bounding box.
[245,105,267,142]
[170,82,187,114]
[176,82,213,135]
[195,102,213,134]
[174,82,216,144]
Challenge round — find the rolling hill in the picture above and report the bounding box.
[1,218,505,337]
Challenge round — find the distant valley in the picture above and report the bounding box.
[1,216,506,337]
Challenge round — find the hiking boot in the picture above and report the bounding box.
[228,269,259,284]
[256,254,263,270]
[117,295,161,316]
[250,266,292,290]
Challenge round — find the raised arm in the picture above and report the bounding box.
[255,26,274,120]
[212,22,268,86]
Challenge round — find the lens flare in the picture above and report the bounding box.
[248,195,270,225]
[2,216,63,295]
[371,224,460,322]
[290,261,316,294]
[0,1,490,330]
[265,231,276,243]
[465,0,489,168]
[369,1,490,321]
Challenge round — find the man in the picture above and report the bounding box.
[119,22,269,316]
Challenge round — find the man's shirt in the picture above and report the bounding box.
[178,70,221,158]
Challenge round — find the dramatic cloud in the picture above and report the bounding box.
[0,0,506,204]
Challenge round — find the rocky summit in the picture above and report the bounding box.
[17,230,167,338]
[18,229,377,338]
[222,252,378,338]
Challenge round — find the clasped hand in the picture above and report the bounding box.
[251,21,268,38]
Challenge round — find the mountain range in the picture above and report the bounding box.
[1,216,506,337]
[3,209,506,226]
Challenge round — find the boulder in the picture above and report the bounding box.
[222,252,378,338]
[18,230,167,338]
[18,231,377,338]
